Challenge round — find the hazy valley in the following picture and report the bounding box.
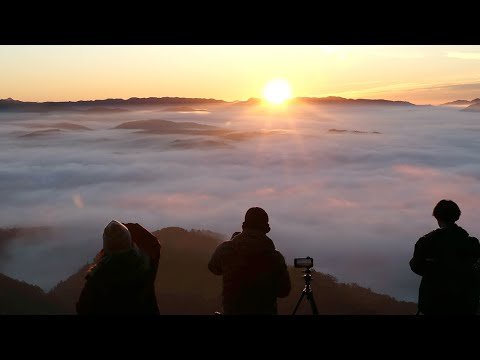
[2,96,480,309]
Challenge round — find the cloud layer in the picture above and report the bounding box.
[1,103,480,301]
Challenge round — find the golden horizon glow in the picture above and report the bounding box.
[263,79,292,105]
[2,46,480,105]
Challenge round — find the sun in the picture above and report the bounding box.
[263,79,292,105]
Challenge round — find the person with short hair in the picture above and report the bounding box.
[208,207,291,315]
[410,200,480,315]
[76,220,160,315]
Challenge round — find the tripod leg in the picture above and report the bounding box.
[292,290,306,315]
[306,292,319,315]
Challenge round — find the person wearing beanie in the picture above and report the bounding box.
[76,220,161,315]
[103,220,133,254]
[208,207,291,314]
[410,200,480,315]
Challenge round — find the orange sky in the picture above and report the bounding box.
[1,45,480,105]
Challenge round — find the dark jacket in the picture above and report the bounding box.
[208,229,291,315]
[410,224,480,315]
[123,223,161,314]
[76,248,158,315]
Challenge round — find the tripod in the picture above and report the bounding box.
[292,267,319,315]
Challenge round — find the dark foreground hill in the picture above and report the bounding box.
[1,227,417,315]
[0,273,67,314]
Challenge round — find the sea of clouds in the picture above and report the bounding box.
[1,103,480,302]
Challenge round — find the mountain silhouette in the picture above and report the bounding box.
[0,273,67,314]
[0,97,227,113]
[292,96,415,107]
[462,103,480,112]
[0,98,22,103]
[442,98,480,106]
[231,96,415,107]
[0,96,417,113]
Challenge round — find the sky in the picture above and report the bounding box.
[1,103,480,303]
[1,45,480,105]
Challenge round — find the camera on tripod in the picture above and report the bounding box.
[292,256,318,315]
[294,256,313,269]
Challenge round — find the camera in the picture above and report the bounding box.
[294,256,313,268]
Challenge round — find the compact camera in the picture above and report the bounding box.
[294,256,313,268]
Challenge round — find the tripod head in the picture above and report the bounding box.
[302,267,313,287]
[294,256,314,288]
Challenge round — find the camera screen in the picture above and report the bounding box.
[294,257,313,268]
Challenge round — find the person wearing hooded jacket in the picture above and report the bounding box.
[208,207,291,315]
[76,220,160,315]
[410,200,480,315]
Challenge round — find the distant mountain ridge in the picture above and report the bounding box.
[442,98,480,106]
[0,96,417,112]
[233,96,415,107]
[462,103,480,112]
[0,97,228,112]
[292,96,415,106]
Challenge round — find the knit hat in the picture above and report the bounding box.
[243,207,270,232]
[103,220,132,255]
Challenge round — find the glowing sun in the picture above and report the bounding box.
[263,79,292,104]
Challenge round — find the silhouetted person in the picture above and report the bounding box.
[208,207,291,314]
[410,200,480,315]
[76,220,161,315]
